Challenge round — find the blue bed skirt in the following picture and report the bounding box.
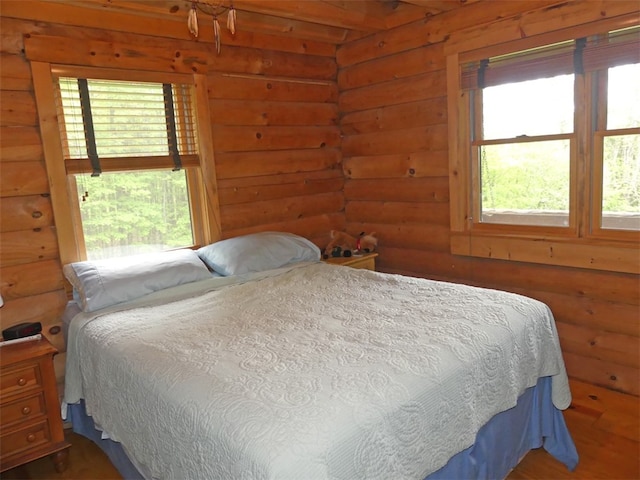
[428,376,578,479]
[68,376,578,480]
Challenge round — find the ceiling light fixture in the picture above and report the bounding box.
[188,1,236,55]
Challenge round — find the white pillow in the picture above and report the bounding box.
[63,249,212,312]
[197,232,320,276]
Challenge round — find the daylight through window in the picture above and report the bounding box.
[448,24,639,272]
[55,77,202,260]
[461,27,639,235]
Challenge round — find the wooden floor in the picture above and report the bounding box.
[3,379,638,480]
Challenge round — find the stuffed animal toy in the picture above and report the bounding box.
[323,230,377,259]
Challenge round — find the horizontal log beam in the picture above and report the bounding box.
[344,151,449,179]
[215,148,342,179]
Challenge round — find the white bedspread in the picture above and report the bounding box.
[64,262,571,480]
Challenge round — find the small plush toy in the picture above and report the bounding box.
[323,230,377,259]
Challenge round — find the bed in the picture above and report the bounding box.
[61,232,578,480]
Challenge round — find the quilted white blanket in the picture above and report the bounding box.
[64,262,571,480]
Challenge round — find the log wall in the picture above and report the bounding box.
[337,0,640,396]
[0,3,344,384]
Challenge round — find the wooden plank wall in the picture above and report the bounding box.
[0,4,344,383]
[337,0,640,396]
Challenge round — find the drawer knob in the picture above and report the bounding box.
[17,378,27,386]
[22,406,32,415]
[27,433,36,443]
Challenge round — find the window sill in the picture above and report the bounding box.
[450,232,639,274]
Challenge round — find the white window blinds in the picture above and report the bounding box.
[56,78,197,174]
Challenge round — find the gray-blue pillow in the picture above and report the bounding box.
[197,232,320,276]
[63,249,212,312]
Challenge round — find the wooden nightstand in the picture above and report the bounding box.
[0,337,70,473]
[323,252,378,271]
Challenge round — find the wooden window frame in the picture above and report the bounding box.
[590,68,640,241]
[31,63,221,266]
[470,134,578,234]
[447,21,639,275]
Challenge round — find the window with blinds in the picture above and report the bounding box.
[590,27,640,233]
[461,26,639,232]
[56,78,199,175]
[447,23,639,272]
[469,44,577,228]
[53,77,203,260]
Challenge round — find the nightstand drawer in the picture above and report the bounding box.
[0,419,51,458]
[1,365,40,398]
[1,393,46,427]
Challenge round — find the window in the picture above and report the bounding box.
[478,74,574,227]
[52,73,209,260]
[448,25,639,273]
[70,171,195,260]
[593,62,640,232]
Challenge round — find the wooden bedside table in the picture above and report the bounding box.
[323,252,378,271]
[1,337,70,473]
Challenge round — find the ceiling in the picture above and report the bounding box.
[62,0,477,44]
